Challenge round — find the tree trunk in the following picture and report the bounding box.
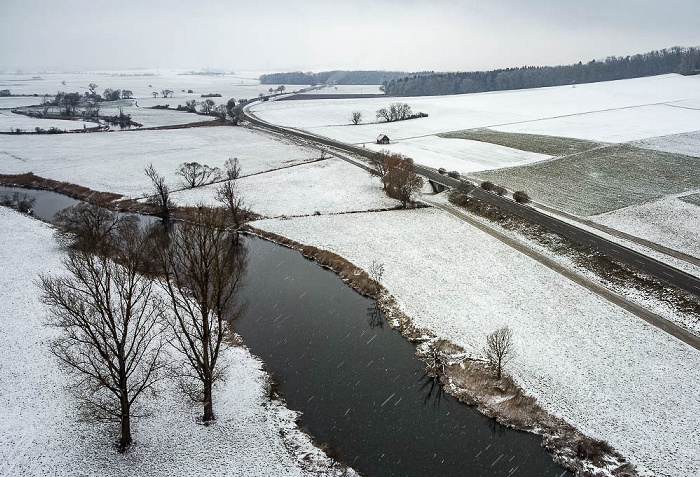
[203,379,214,422]
[119,397,132,452]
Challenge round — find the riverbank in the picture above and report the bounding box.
[246,226,635,477]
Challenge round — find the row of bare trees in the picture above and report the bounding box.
[40,164,249,451]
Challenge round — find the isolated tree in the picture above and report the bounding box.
[484,326,514,380]
[88,83,98,95]
[185,99,197,112]
[155,207,248,422]
[225,98,243,125]
[176,162,221,188]
[40,225,166,452]
[513,190,530,204]
[145,164,174,221]
[223,157,241,180]
[350,111,362,125]
[383,156,423,208]
[122,90,133,99]
[200,99,215,114]
[151,91,158,98]
[54,203,125,253]
[161,89,174,98]
[368,259,385,295]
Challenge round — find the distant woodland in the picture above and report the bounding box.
[383,46,700,96]
[259,70,422,85]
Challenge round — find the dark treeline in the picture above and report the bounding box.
[383,46,700,96]
[259,70,426,85]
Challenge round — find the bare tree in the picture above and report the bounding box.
[382,155,423,207]
[215,181,246,229]
[176,162,221,188]
[88,83,98,94]
[39,226,166,452]
[122,90,133,99]
[54,203,126,253]
[350,111,362,125]
[200,99,215,114]
[155,207,247,422]
[368,260,385,295]
[185,99,197,112]
[151,92,158,98]
[223,157,241,180]
[484,326,514,379]
[161,89,174,98]
[375,107,390,123]
[145,164,174,221]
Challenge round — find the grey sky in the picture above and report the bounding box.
[1,0,698,73]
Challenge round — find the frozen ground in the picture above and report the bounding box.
[254,208,700,477]
[0,207,344,476]
[0,127,318,198]
[251,74,700,144]
[171,158,398,216]
[98,100,218,128]
[591,192,700,258]
[365,135,551,173]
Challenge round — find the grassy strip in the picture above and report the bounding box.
[439,128,601,156]
[245,225,637,477]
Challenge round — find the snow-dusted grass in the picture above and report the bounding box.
[253,208,700,477]
[365,135,552,173]
[633,130,700,157]
[251,74,700,144]
[0,207,339,476]
[171,158,398,216]
[475,144,700,215]
[591,192,700,258]
[0,127,318,198]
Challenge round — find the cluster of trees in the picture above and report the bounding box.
[375,102,426,122]
[260,70,417,86]
[40,162,249,451]
[369,151,423,207]
[267,85,286,95]
[176,98,244,123]
[383,46,700,96]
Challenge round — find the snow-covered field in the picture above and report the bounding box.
[0,127,318,198]
[253,208,700,477]
[0,96,46,109]
[0,109,91,132]
[0,207,338,476]
[251,74,700,144]
[591,192,700,258]
[365,135,552,172]
[171,158,398,216]
[633,130,700,157]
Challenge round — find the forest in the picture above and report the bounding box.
[382,46,700,96]
[259,70,422,85]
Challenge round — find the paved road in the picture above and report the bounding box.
[241,105,700,299]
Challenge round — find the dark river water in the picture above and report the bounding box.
[3,186,570,476]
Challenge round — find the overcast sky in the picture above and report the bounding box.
[1,0,698,74]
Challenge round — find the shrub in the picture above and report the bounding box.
[513,190,530,203]
[447,170,460,179]
[480,180,495,191]
[493,185,507,196]
[438,168,446,174]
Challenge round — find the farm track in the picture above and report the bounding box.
[241,103,700,298]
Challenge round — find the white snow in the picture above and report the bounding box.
[591,192,700,259]
[253,208,700,477]
[0,127,319,198]
[171,158,398,216]
[0,207,339,476]
[0,109,91,132]
[365,135,551,173]
[633,130,700,157]
[251,74,700,144]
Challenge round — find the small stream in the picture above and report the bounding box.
[3,186,570,476]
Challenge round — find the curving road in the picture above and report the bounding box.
[241,102,700,299]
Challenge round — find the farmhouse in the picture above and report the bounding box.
[377,134,390,144]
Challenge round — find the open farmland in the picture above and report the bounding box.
[0,126,319,198]
[633,130,700,157]
[473,144,700,215]
[171,157,398,216]
[680,192,700,206]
